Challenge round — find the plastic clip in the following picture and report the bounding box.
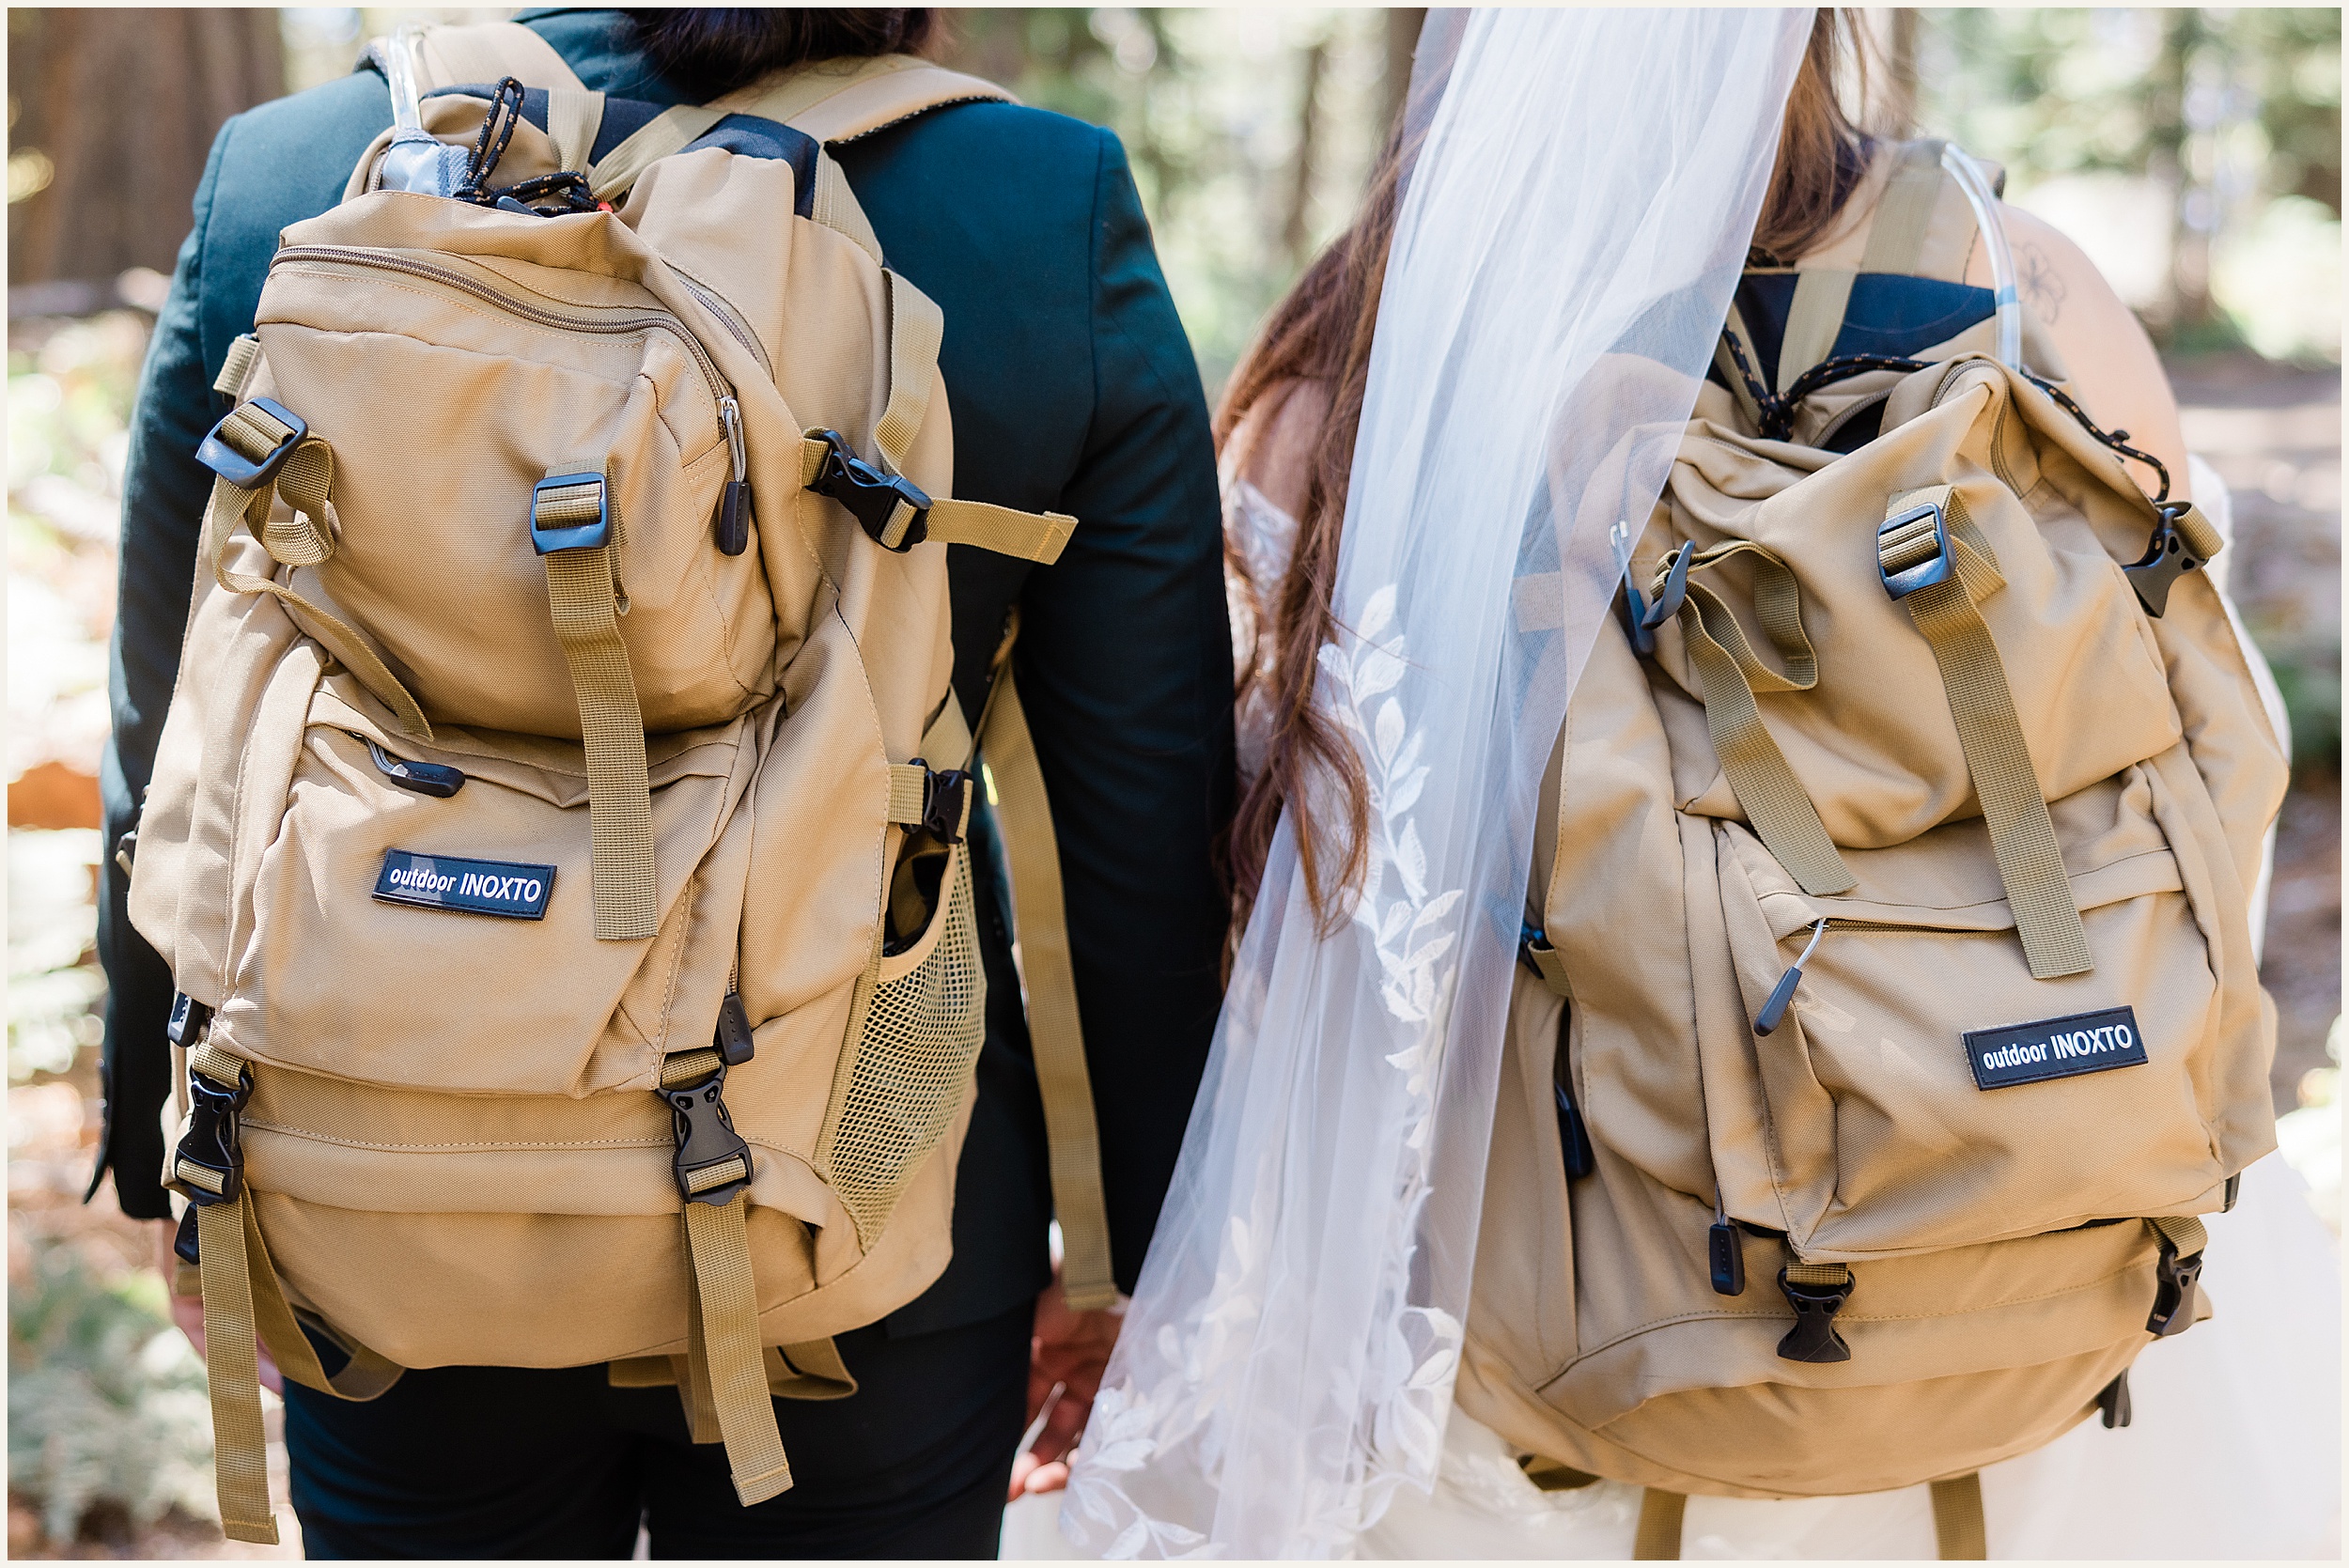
[172,1063,253,1208]
[2123,504,2206,619]
[2146,1229,2204,1338]
[667,1061,753,1207]
[806,428,932,551]
[1876,501,1953,599]
[197,398,306,489]
[1641,542,1694,629]
[915,762,971,846]
[1776,1268,1854,1362]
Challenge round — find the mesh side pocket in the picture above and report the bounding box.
[823,844,986,1246]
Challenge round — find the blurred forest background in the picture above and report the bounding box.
[8,8,2341,1556]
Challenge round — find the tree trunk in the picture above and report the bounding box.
[1282,37,1329,268]
[8,8,285,288]
[1383,8,1428,137]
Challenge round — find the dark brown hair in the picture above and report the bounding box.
[1220,10,1880,934]
[629,9,941,101]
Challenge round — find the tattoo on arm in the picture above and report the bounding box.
[2015,242,2065,324]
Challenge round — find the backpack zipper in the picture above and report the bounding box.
[1754,917,2007,1036]
[669,264,773,381]
[271,244,738,411]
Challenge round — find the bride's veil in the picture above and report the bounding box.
[1064,9,1812,1557]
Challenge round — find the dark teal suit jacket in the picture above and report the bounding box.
[100,9,1234,1333]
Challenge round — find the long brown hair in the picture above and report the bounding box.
[1220,10,1882,933]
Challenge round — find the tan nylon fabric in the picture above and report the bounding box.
[723,55,1015,145]
[979,662,1118,1311]
[877,272,943,474]
[1884,487,2092,978]
[1931,1473,1987,1559]
[543,85,605,174]
[587,106,724,201]
[886,764,929,824]
[539,489,660,941]
[133,39,1114,1497]
[683,1196,792,1502]
[212,334,261,397]
[1445,133,2284,1509]
[196,1200,277,1545]
[1634,1489,1686,1560]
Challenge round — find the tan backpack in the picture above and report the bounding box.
[1457,141,2289,1557]
[128,26,1115,1544]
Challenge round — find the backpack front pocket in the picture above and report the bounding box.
[220,675,762,1097]
[1711,765,2230,1259]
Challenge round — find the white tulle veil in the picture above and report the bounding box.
[1063,9,1811,1558]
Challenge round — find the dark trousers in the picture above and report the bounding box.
[284,1304,1032,1560]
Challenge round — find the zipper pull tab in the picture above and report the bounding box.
[1707,1187,1746,1296]
[1754,919,1828,1036]
[715,396,752,556]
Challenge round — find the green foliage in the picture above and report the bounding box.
[7,1238,216,1545]
[2264,634,2343,775]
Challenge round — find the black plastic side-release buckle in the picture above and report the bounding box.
[806,428,932,551]
[2123,504,2206,619]
[668,1061,753,1207]
[1876,501,1953,599]
[1776,1267,1854,1362]
[2096,1369,2133,1429]
[915,761,971,846]
[2146,1230,2203,1337]
[196,397,306,489]
[173,1063,253,1208]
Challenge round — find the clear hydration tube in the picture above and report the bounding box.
[1940,143,2023,370]
[373,23,467,197]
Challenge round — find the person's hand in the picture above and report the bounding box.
[155,1218,282,1395]
[1008,1266,1124,1499]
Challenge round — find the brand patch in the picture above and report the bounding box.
[373,849,554,920]
[1963,1005,2148,1090]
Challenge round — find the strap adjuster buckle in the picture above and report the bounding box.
[1775,1268,1855,1363]
[1876,502,1953,599]
[667,1061,753,1207]
[806,428,932,551]
[914,760,971,845]
[2146,1229,2204,1337]
[197,397,307,489]
[2123,504,2205,619]
[172,1062,253,1208]
[531,474,611,553]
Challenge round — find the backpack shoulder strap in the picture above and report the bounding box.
[412,21,587,94]
[719,54,1014,145]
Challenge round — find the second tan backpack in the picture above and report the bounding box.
[1458,141,2289,1558]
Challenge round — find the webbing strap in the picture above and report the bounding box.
[586,105,724,201]
[1930,1472,1987,1560]
[543,85,605,174]
[1783,1258,1852,1289]
[1883,489,2091,979]
[886,764,930,826]
[1859,139,1949,277]
[195,1200,276,1545]
[2151,1214,2207,1256]
[681,1195,793,1504]
[977,654,1117,1312]
[538,476,657,942]
[723,54,1012,146]
[1776,269,1858,395]
[1633,1488,1687,1560]
[203,473,431,738]
[768,1338,859,1400]
[876,270,942,474]
[212,334,261,398]
[1525,939,1572,996]
[413,21,585,94]
[1658,543,1856,895]
[795,437,1075,563]
[810,156,884,261]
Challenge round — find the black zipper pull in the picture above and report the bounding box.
[713,990,754,1066]
[716,396,752,555]
[1754,919,1828,1036]
[359,734,465,798]
[1552,1006,1595,1179]
[1707,1187,1746,1296]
